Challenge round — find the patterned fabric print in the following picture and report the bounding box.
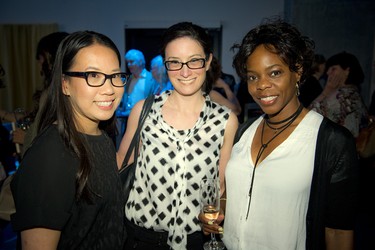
[309,85,368,137]
[125,91,230,249]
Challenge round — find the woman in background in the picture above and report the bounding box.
[208,56,242,115]
[309,51,368,138]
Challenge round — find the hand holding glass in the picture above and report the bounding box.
[200,178,225,250]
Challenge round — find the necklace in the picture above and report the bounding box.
[264,104,303,133]
[245,104,303,219]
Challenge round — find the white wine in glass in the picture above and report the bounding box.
[200,178,225,250]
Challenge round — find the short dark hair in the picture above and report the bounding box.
[232,18,315,84]
[325,51,364,86]
[311,54,326,74]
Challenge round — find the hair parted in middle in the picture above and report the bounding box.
[160,21,213,93]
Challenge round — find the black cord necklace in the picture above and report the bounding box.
[264,104,303,133]
[245,104,304,219]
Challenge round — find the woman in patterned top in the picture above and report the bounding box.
[309,51,369,138]
[117,22,238,249]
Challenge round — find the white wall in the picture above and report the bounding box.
[0,0,284,82]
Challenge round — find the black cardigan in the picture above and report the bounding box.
[234,116,359,250]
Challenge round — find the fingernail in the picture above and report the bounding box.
[218,227,223,232]
[208,221,213,225]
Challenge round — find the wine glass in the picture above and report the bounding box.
[200,178,225,250]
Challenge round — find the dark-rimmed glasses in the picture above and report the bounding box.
[63,71,129,87]
[164,58,206,71]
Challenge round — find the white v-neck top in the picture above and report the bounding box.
[223,111,323,250]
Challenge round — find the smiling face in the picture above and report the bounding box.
[246,44,301,118]
[62,43,124,133]
[165,37,212,96]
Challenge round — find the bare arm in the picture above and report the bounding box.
[218,112,238,197]
[0,110,18,122]
[116,100,144,169]
[200,111,238,235]
[21,228,61,250]
[325,227,354,250]
[210,79,241,115]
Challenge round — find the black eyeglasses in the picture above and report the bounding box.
[63,71,129,87]
[164,58,206,71]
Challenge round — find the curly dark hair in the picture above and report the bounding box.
[232,18,315,84]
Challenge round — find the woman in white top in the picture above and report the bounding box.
[117,22,238,250]
[200,18,358,250]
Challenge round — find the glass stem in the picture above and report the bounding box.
[210,232,218,247]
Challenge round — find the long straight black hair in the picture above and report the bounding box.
[37,30,121,201]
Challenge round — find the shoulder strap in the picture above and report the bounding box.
[120,95,154,170]
[233,117,258,144]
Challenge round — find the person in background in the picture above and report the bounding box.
[0,64,17,175]
[10,31,127,249]
[116,49,154,147]
[0,32,69,155]
[150,55,173,95]
[299,54,325,107]
[117,21,238,249]
[220,70,236,93]
[200,18,358,250]
[309,51,368,138]
[208,56,242,115]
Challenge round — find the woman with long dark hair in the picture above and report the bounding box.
[11,31,128,249]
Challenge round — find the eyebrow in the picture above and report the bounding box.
[247,63,283,72]
[166,54,204,61]
[79,66,122,73]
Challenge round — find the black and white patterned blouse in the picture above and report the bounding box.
[125,90,231,249]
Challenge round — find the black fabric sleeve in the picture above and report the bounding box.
[11,127,77,231]
[325,121,359,230]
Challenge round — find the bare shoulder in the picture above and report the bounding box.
[128,99,146,121]
[224,111,239,140]
[227,111,239,129]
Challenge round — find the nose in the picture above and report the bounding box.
[256,76,271,90]
[179,64,192,77]
[101,78,115,94]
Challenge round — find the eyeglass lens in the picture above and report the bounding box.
[87,72,127,86]
[165,58,205,71]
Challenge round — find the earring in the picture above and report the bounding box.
[296,81,300,96]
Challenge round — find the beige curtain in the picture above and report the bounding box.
[0,24,58,113]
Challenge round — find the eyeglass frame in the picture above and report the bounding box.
[164,58,206,71]
[63,71,129,87]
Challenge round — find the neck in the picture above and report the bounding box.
[132,68,143,78]
[168,91,205,112]
[265,103,303,126]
